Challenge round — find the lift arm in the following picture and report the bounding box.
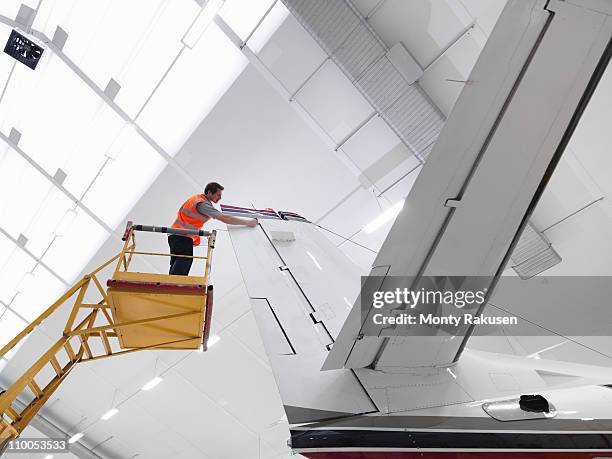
[0,223,216,449]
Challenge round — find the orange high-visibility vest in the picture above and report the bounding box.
[171,194,211,246]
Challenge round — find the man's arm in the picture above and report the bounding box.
[216,214,258,227]
[196,201,258,227]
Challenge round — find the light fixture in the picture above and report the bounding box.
[43,455,54,459]
[182,0,225,49]
[68,432,84,444]
[100,407,119,420]
[141,376,163,391]
[363,201,405,234]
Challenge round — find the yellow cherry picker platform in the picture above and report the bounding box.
[0,222,216,447]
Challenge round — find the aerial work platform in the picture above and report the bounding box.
[0,222,216,447]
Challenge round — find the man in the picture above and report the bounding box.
[169,182,257,276]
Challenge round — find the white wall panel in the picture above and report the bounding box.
[258,13,327,93]
[295,60,374,143]
[419,32,483,116]
[368,0,466,68]
[81,126,167,229]
[9,264,65,321]
[41,209,109,281]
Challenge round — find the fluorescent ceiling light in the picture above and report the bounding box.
[68,432,84,444]
[183,0,225,49]
[43,455,54,459]
[363,201,404,234]
[141,376,163,391]
[100,407,119,420]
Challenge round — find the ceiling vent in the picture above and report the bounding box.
[510,222,561,279]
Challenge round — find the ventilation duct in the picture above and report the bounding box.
[281,0,444,162]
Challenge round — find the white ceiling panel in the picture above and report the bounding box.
[545,201,612,276]
[59,106,126,199]
[128,370,255,459]
[0,307,27,349]
[0,0,38,20]
[379,164,422,203]
[0,236,37,305]
[112,1,200,118]
[171,335,285,433]
[93,397,180,458]
[0,54,95,169]
[338,240,377,271]
[33,0,199,102]
[219,0,276,41]
[9,264,65,322]
[84,351,159,398]
[41,209,109,282]
[340,115,405,170]
[212,282,252,328]
[18,189,75,259]
[419,31,483,116]
[531,149,602,231]
[0,146,56,247]
[81,125,167,229]
[455,0,508,36]
[257,13,327,94]
[47,365,118,418]
[0,26,16,78]
[225,309,268,363]
[296,59,374,143]
[318,187,385,240]
[247,1,290,53]
[368,0,467,68]
[137,22,248,156]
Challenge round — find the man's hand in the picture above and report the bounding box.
[217,214,259,227]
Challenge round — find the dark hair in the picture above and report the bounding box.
[204,182,224,195]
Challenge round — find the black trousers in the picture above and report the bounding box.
[168,235,193,276]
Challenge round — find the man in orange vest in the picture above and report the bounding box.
[169,182,258,275]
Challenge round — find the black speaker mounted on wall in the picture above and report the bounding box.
[4,29,44,70]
